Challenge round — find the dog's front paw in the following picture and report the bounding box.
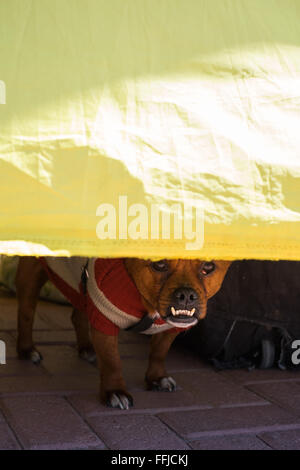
[104,390,133,410]
[17,347,43,365]
[148,376,177,392]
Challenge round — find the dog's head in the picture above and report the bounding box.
[124,259,231,328]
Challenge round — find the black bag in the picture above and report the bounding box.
[179,260,300,371]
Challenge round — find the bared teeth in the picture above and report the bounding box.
[170,307,196,317]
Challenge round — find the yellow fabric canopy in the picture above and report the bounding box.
[0,0,299,260]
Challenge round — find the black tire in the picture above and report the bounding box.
[259,339,275,369]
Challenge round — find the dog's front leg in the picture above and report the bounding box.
[145,330,180,392]
[91,327,133,410]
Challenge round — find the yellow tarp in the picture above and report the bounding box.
[0,0,299,260]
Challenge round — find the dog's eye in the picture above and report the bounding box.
[200,261,216,276]
[151,260,169,272]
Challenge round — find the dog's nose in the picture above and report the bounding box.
[172,287,198,308]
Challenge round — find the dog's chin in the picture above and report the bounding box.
[160,306,200,328]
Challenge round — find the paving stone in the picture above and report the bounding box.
[247,382,300,415]
[169,369,267,407]
[87,414,190,450]
[67,393,105,416]
[0,410,21,449]
[0,357,48,377]
[259,429,300,450]
[0,395,104,450]
[36,345,98,376]
[0,420,21,449]
[220,368,300,385]
[189,434,271,450]
[0,374,97,394]
[158,405,300,439]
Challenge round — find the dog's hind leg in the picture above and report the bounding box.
[16,257,47,364]
[145,330,180,392]
[71,308,96,364]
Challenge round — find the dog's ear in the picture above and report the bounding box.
[124,258,161,311]
[204,260,232,299]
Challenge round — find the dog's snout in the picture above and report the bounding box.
[172,287,198,307]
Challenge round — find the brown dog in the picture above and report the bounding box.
[16,256,230,409]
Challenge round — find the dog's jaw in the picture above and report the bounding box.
[157,302,208,328]
[164,316,199,328]
[150,308,199,328]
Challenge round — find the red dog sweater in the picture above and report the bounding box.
[41,257,190,336]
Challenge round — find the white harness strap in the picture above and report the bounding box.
[87,259,174,335]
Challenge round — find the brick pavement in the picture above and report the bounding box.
[0,288,300,450]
